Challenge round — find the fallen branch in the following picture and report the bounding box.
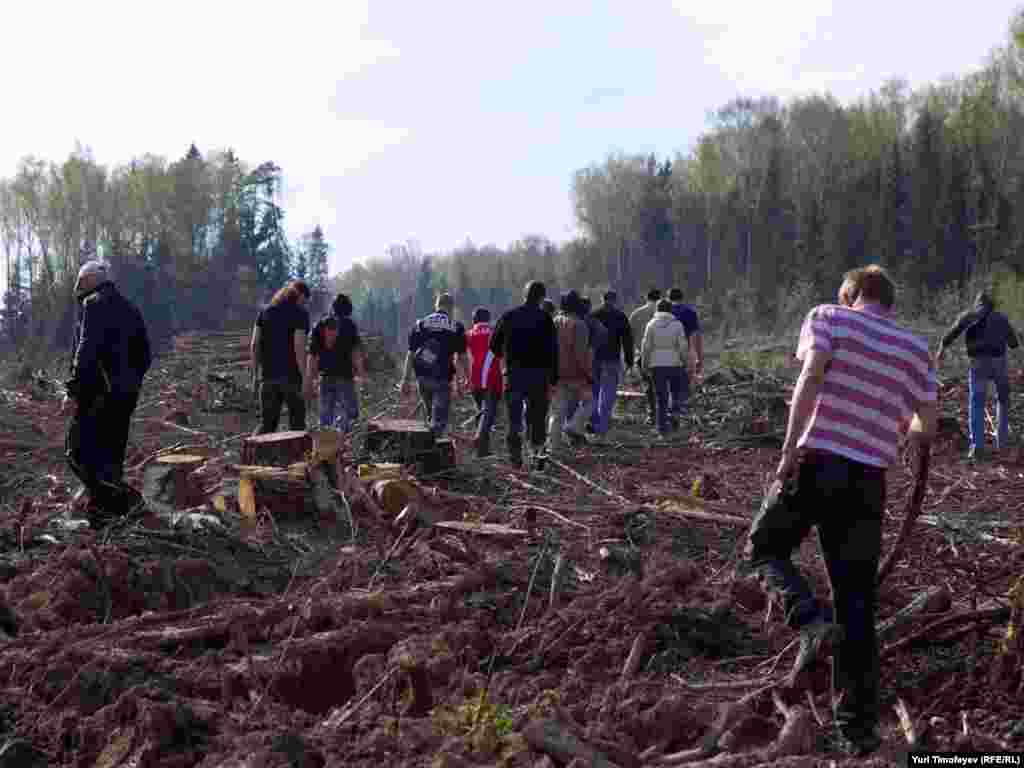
[881,607,1011,660]
[876,585,952,643]
[877,442,930,586]
[620,630,650,682]
[547,456,632,505]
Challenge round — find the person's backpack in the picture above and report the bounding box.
[412,321,448,380]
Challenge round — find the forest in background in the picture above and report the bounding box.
[4,10,1024,360]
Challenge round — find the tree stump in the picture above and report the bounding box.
[311,428,342,464]
[142,455,207,509]
[238,465,314,520]
[365,419,435,463]
[241,430,311,467]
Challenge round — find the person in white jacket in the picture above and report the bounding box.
[641,299,688,436]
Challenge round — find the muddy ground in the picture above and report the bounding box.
[0,338,1022,767]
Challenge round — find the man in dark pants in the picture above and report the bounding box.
[490,281,559,468]
[746,265,936,756]
[936,291,1019,460]
[63,258,152,523]
[629,289,661,425]
[251,280,311,433]
[307,292,366,434]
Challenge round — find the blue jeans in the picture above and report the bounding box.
[969,355,1010,450]
[319,376,359,432]
[417,378,452,435]
[473,389,499,436]
[592,361,621,434]
[652,367,681,434]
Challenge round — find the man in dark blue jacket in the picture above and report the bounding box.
[490,281,559,468]
[401,293,468,436]
[590,290,634,438]
[63,258,152,523]
[937,291,1019,459]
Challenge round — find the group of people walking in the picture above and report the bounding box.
[61,253,1022,758]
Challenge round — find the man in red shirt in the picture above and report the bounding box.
[466,307,503,457]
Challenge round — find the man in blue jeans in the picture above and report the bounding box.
[937,291,1019,460]
[401,293,468,437]
[590,290,634,439]
[307,293,366,433]
[667,287,704,427]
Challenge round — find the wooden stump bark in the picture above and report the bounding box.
[241,430,311,467]
[142,455,207,509]
[365,419,434,461]
[238,465,314,520]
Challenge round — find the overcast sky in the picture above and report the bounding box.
[0,1,1017,279]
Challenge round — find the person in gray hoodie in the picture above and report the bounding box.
[937,291,1019,459]
[640,299,687,436]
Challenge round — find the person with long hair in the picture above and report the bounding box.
[250,280,311,433]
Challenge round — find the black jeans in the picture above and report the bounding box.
[506,368,550,449]
[642,369,656,422]
[473,389,500,436]
[258,378,306,434]
[746,451,885,730]
[66,391,140,511]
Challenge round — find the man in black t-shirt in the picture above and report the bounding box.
[400,293,468,436]
[250,280,311,433]
[307,293,366,434]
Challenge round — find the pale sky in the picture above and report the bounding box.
[0,1,1017,279]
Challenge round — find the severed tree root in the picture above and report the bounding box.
[656,688,818,767]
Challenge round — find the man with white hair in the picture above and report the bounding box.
[63,254,152,524]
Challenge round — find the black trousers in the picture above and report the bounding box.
[258,378,306,433]
[506,368,550,449]
[642,370,657,421]
[66,391,140,512]
[746,451,885,730]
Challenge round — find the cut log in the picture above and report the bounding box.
[365,419,434,459]
[240,430,311,467]
[142,454,207,509]
[238,465,313,520]
[311,428,342,464]
[372,479,421,516]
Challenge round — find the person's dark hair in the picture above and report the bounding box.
[270,280,311,307]
[561,290,582,314]
[647,288,661,302]
[840,264,896,309]
[472,307,491,324]
[320,316,338,330]
[525,281,546,305]
[581,297,592,314]
[604,290,617,303]
[541,298,555,316]
[656,299,672,313]
[332,293,353,317]
[668,288,683,302]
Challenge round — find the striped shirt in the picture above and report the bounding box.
[796,303,937,469]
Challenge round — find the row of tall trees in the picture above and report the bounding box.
[0,144,331,352]
[333,11,1024,341]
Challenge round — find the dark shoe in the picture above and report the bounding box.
[533,450,548,472]
[967,445,982,461]
[585,423,595,434]
[475,432,491,458]
[507,435,523,468]
[565,430,587,448]
[788,619,844,687]
[833,726,881,756]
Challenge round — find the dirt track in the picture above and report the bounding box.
[0,351,1022,767]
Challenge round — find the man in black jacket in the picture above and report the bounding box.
[63,258,152,523]
[490,281,559,468]
[937,291,1019,459]
[591,290,634,438]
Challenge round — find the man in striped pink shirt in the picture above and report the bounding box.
[746,265,937,756]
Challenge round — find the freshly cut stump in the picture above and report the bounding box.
[238,465,313,520]
[365,419,435,462]
[142,454,207,509]
[241,430,311,467]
